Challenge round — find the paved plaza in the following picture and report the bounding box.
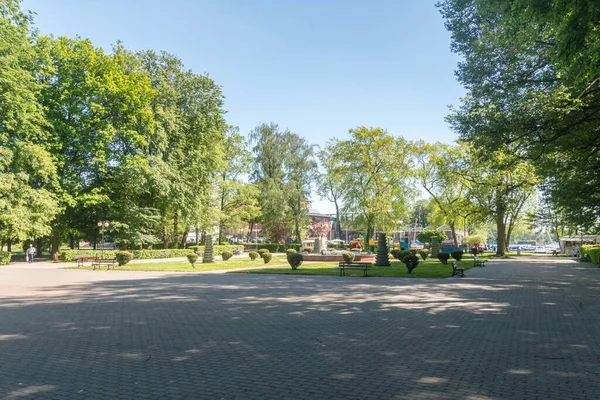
[0,257,599,399]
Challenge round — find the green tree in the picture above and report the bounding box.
[333,126,411,243]
[438,0,600,232]
[416,229,447,244]
[0,0,60,249]
[318,144,345,239]
[414,142,476,246]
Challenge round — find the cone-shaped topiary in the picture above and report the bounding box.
[419,249,430,260]
[437,252,450,264]
[203,235,215,263]
[221,250,233,261]
[314,238,321,254]
[262,252,273,264]
[375,233,390,266]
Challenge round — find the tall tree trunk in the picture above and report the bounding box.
[449,221,458,247]
[68,232,75,249]
[7,238,12,253]
[496,209,506,257]
[248,221,254,242]
[506,220,515,251]
[36,237,43,257]
[163,223,169,249]
[334,201,342,239]
[51,228,60,254]
[181,227,190,248]
[173,211,179,248]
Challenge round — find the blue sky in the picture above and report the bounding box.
[22,0,464,213]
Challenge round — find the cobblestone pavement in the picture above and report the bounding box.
[0,257,599,399]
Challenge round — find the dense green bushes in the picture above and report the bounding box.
[262,252,273,264]
[248,251,259,260]
[57,245,243,262]
[0,251,11,265]
[450,250,464,261]
[222,250,233,261]
[581,245,600,264]
[419,249,430,260]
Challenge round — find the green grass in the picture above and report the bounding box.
[64,255,289,272]
[235,258,477,278]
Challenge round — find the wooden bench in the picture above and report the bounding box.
[451,261,465,277]
[474,256,486,267]
[77,256,96,267]
[92,258,117,270]
[338,261,372,277]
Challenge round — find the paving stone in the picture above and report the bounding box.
[0,256,599,399]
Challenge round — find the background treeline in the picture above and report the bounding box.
[1,0,596,259]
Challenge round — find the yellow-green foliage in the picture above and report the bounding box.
[581,245,600,264]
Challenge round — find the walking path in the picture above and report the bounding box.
[1,256,599,399]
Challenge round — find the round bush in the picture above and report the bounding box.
[222,250,233,261]
[249,251,259,260]
[258,249,270,256]
[419,249,430,260]
[342,252,355,263]
[402,254,420,273]
[287,252,304,269]
[187,253,198,267]
[115,251,133,266]
[450,250,464,261]
[437,252,450,264]
[286,249,297,255]
[262,252,273,264]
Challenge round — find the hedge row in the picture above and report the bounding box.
[254,243,302,253]
[581,244,600,264]
[0,251,11,265]
[58,245,243,262]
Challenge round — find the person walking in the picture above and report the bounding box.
[26,243,36,263]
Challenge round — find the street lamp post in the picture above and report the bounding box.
[97,220,109,259]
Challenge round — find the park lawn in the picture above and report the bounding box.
[235,258,476,278]
[65,255,289,272]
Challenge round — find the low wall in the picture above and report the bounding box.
[302,254,376,262]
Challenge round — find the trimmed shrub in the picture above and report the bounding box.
[409,248,418,256]
[0,251,11,265]
[258,249,270,256]
[581,244,600,264]
[262,252,273,264]
[222,250,233,261]
[450,250,464,261]
[287,252,304,269]
[286,249,297,255]
[437,252,450,264]
[115,251,133,266]
[187,253,198,268]
[284,243,302,251]
[258,244,280,253]
[393,250,411,261]
[419,249,429,261]
[249,251,259,261]
[402,254,420,273]
[342,252,355,263]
